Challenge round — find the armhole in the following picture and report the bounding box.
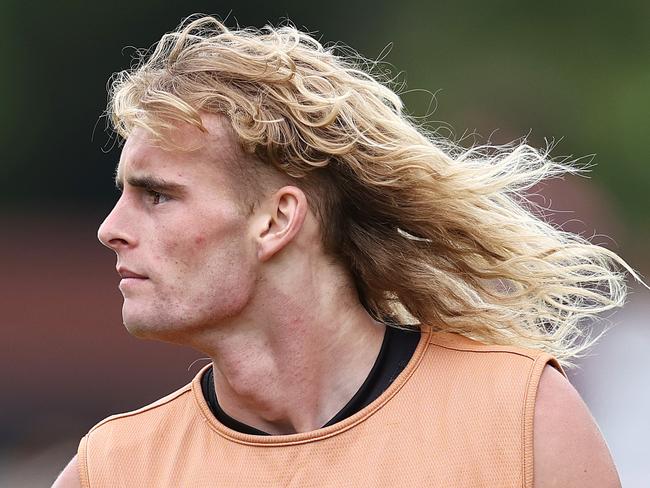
[77,435,91,488]
[522,354,564,488]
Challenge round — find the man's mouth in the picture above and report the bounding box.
[117,267,148,280]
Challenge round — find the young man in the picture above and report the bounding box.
[54,15,627,487]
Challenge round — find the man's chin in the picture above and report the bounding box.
[121,306,161,339]
[122,310,188,344]
[122,318,156,339]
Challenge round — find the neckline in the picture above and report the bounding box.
[190,326,432,446]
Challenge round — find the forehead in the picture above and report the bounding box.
[116,115,244,186]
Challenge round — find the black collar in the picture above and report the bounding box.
[200,325,421,436]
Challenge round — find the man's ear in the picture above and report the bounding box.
[255,186,308,262]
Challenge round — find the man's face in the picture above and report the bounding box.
[97,118,259,342]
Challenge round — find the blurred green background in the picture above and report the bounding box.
[2,1,649,237]
[1,1,648,486]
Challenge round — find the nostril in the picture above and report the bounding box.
[109,237,130,248]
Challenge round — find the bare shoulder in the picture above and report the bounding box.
[51,455,82,488]
[534,365,621,488]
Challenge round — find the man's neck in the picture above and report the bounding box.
[212,310,384,434]
[193,263,386,435]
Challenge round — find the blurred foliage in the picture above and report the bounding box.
[2,1,648,228]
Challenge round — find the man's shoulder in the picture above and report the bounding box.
[425,330,564,372]
[533,365,621,487]
[86,368,205,439]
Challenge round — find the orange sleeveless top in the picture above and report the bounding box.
[77,329,563,487]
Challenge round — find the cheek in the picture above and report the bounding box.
[156,211,254,287]
[158,231,207,260]
[189,232,256,315]
[181,225,254,282]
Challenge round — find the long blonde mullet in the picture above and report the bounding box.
[108,15,642,366]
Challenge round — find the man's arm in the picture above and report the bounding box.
[51,454,81,488]
[534,365,621,487]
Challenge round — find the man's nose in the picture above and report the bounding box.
[97,198,135,251]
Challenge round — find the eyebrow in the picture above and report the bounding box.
[115,174,186,194]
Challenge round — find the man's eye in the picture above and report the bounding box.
[147,190,169,205]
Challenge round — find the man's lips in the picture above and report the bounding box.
[117,267,148,279]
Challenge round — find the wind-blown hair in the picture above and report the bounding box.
[108,15,640,366]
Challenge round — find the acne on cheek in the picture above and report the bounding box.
[194,235,207,247]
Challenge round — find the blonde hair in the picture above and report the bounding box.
[108,15,641,366]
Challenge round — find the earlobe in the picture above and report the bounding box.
[256,186,308,262]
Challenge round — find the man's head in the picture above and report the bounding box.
[104,15,419,329]
[101,15,631,365]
